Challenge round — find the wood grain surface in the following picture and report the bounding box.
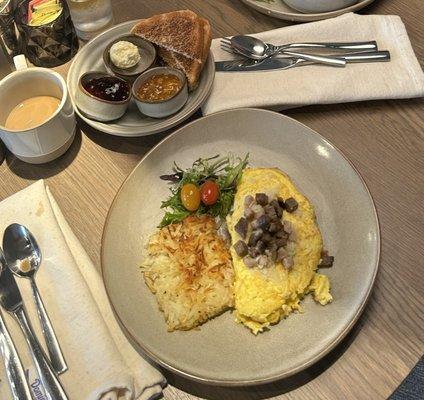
[1,0,423,399]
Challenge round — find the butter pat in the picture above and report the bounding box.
[109,41,141,69]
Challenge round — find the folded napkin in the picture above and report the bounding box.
[0,181,165,400]
[202,13,424,115]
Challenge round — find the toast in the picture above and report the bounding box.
[157,18,211,90]
[132,11,212,91]
[157,49,203,91]
[131,10,204,62]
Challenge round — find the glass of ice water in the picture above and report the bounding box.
[66,0,113,41]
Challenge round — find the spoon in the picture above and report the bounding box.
[0,248,33,400]
[3,224,68,375]
[229,35,378,58]
[228,35,346,67]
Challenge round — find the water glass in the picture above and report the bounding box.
[66,0,113,41]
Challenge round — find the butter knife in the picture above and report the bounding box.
[0,249,33,400]
[216,57,299,72]
[216,50,391,72]
[0,262,68,400]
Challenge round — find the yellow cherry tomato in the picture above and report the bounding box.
[181,183,201,211]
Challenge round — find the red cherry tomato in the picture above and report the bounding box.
[181,183,201,211]
[200,180,220,206]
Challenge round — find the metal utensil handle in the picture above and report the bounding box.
[335,50,391,63]
[30,279,67,375]
[14,307,68,400]
[281,41,378,51]
[282,50,346,67]
[0,312,33,400]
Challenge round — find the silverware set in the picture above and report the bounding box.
[0,224,68,400]
[217,35,391,72]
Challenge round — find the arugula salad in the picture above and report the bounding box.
[159,154,249,227]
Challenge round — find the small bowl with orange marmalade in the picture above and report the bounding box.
[132,67,188,118]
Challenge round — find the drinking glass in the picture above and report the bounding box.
[66,0,113,41]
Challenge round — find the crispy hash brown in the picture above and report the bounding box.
[142,215,234,331]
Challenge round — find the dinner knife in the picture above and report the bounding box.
[215,50,391,72]
[0,263,68,400]
[0,249,33,400]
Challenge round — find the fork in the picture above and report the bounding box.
[221,38,346,67]
[220,37,378,56]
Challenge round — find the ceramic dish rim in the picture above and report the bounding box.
[100,108,381,386]
[283,0,360,13]
[239,0,376,21]
[0,67,68,133]
[78,71,132,105]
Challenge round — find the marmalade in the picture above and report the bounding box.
[137,74,182,102]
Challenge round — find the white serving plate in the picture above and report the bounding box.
[67,21,215,137]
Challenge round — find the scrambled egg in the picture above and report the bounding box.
[227,168,332,334]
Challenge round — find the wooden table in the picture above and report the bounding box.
[1,0,423,399]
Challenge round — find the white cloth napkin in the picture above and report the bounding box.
[0,181,165,400]
[202,13,424,115]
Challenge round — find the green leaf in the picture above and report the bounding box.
[160,190,180,209]
[159,209,190,228]
[221,153,249,188]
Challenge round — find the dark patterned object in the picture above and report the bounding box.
[389,356,424,400]
[0,0,22,59]
[15,0,78,67]
[0,140,6,165]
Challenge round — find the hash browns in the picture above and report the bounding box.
[142,215,234,331]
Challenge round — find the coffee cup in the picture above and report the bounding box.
[0,55,76,164]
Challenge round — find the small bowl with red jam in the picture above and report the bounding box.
[76,72,131,122]
[132,67,188,118]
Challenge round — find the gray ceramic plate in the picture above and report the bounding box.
[67,21,215,137]
[101,108,380,385]
[239,0,376,22]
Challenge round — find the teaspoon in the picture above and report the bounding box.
[0,247,33,400]
[3,224,68,375]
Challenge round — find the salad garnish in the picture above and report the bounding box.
[159,154,249,227]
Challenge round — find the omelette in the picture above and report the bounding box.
[227,168,332,334]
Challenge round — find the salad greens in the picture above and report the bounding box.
[159,154,249,227]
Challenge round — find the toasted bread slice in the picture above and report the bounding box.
[157,18,211,91]
[156,47,179,69]
[175,53,202,91]
[131,10,203,62]
[158,48,202,91]
[199,17,212,65]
